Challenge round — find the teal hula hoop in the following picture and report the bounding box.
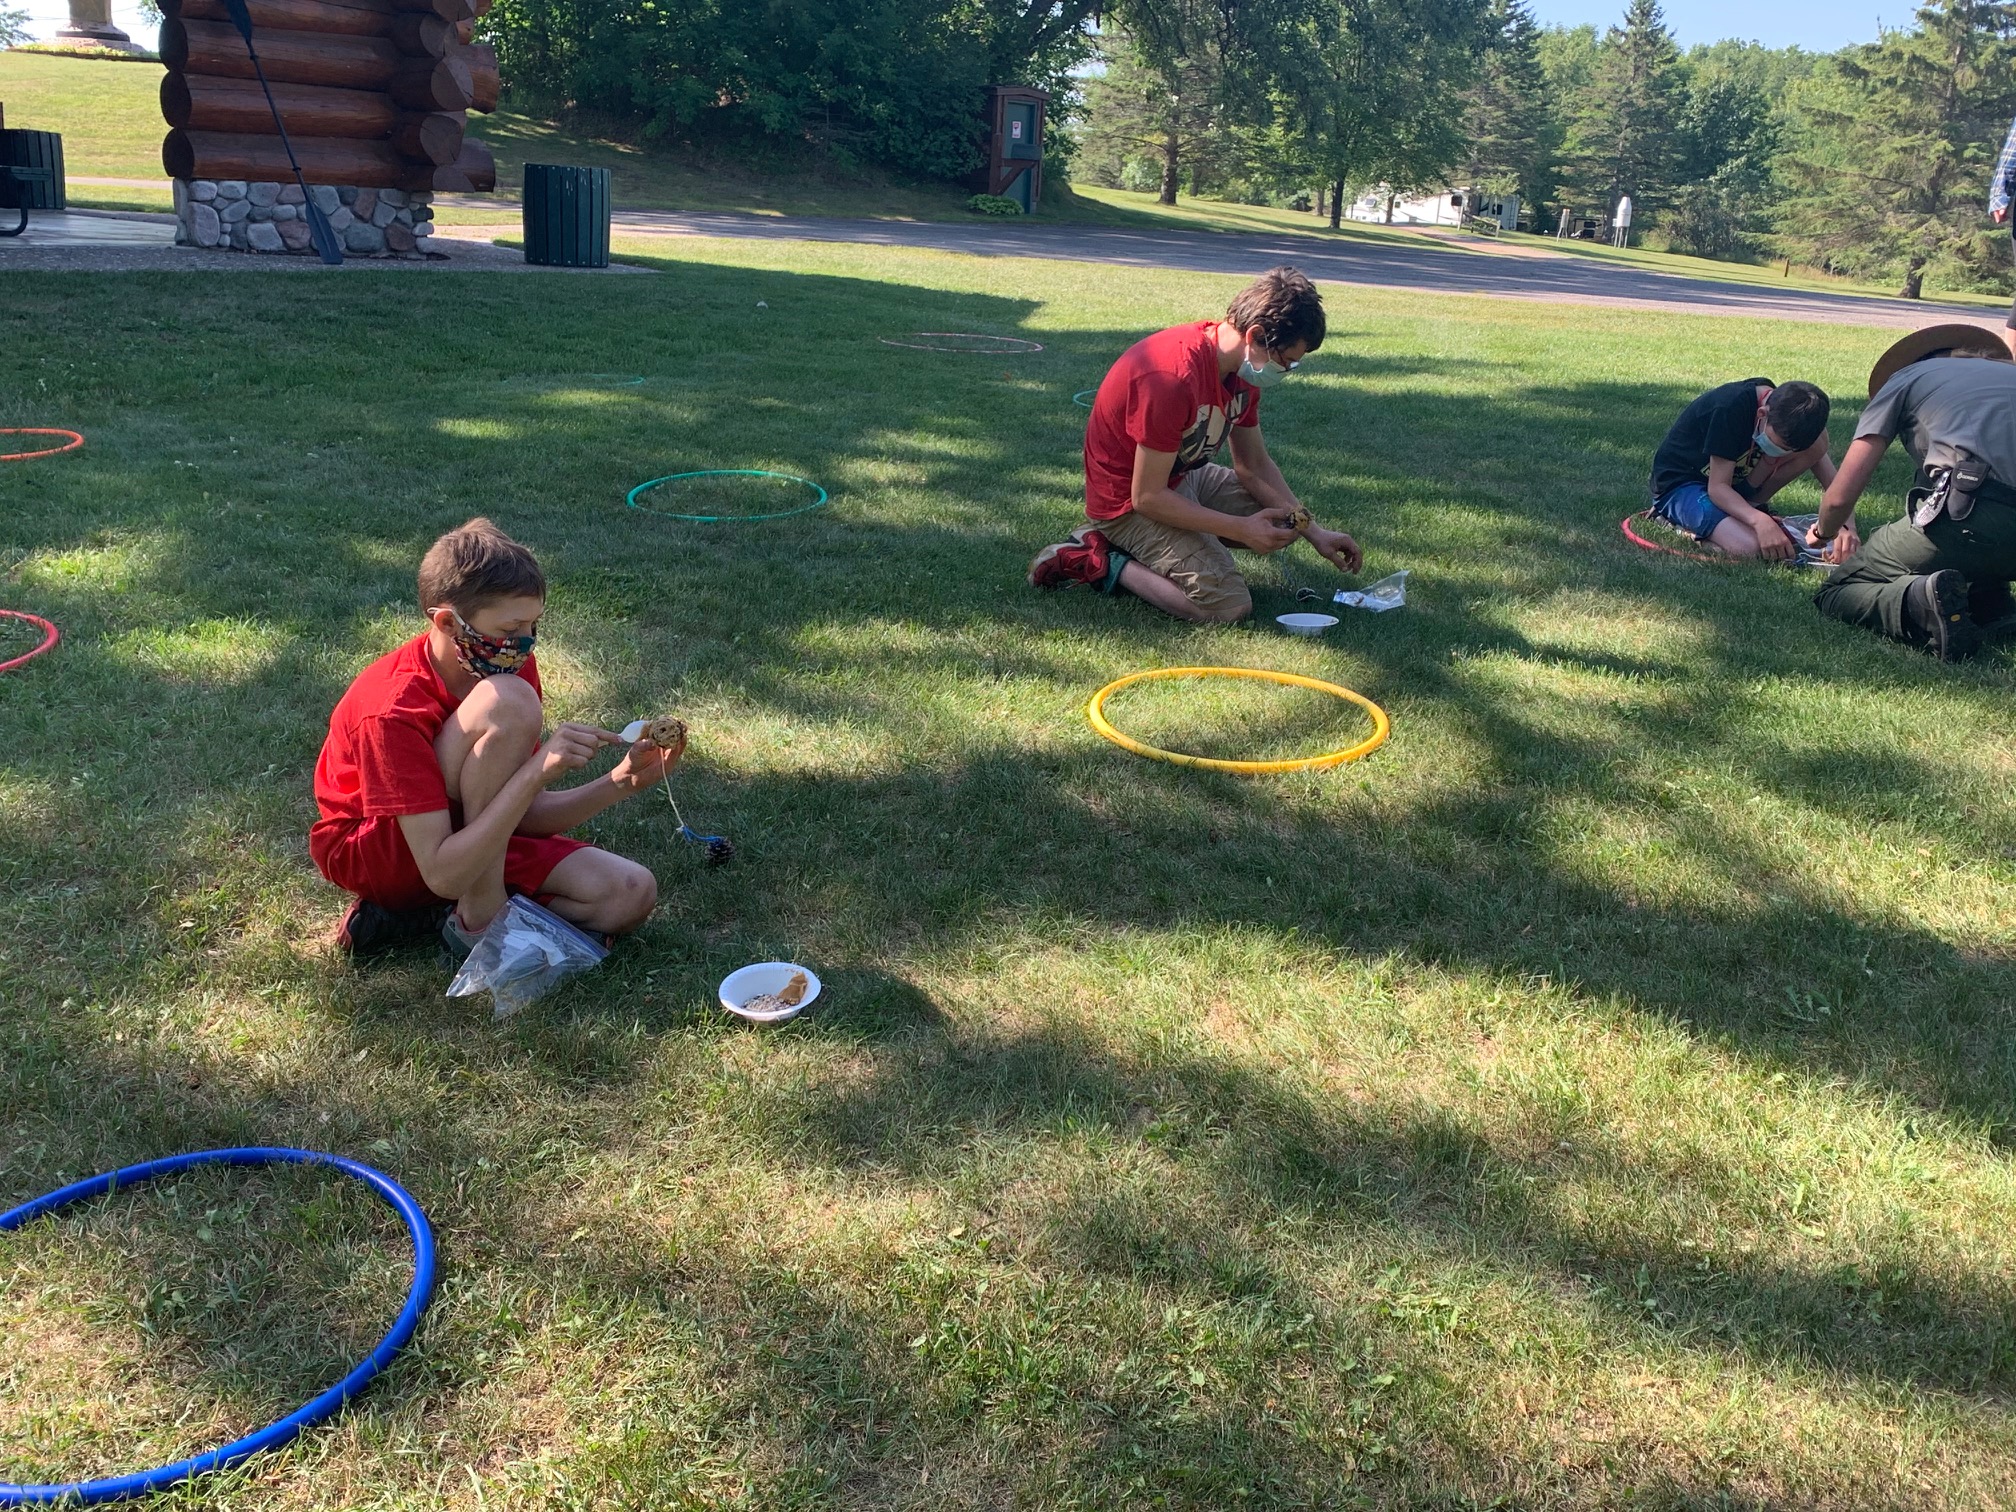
[626,470,830,523]
[1072,389,1096,408]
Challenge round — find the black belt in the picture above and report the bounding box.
[1909,462,2016,526]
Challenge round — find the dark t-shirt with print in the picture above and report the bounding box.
[1651,377,1771,501]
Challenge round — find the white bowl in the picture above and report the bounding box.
[718,961,822,1023]
[1275,613,1339,637]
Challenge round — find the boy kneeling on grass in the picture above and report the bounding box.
[313,518,667,961]
[1027,265,1362,622]
[1649,377,1851,562]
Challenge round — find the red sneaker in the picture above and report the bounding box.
[1028,527,1114,589]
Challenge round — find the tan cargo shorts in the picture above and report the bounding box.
[1098,464,1265,621]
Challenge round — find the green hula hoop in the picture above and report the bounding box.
[1072,389,1097,409]
[626,470,830,523]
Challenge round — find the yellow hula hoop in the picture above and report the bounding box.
[1085,666,1391,774]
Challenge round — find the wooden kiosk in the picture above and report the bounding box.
[972,85,1046,213]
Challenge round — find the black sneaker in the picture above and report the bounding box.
[1969,580,2016,636]
[1906,570,1980,661]
[336,898,446,957]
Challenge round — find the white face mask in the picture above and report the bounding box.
[1239,343,1293,388]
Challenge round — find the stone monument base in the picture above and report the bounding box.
[173,180,436,258]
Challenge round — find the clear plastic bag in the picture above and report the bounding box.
[1333,569,1409,612]
[445,895,608,1021]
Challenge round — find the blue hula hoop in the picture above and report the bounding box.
[1072,389,1096,409]
[0,1147,438,1506]
[626,469,829,523]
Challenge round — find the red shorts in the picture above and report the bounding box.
[310,816,589,912]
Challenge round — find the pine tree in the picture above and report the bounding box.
[1779,0,2016,298]
[1563,0,1683,218]
[1458,0,1553,210]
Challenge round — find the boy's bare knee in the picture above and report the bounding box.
[608,862,657,934]
[462,672,542,733]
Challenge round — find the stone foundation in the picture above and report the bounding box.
[173,181,436,258]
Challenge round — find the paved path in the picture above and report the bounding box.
[0,208,642,272]
[605,209,2003,331]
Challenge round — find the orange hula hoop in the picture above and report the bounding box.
[1,429,84,462]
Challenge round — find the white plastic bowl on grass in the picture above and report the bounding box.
[1275,613,1339,637]
[718,961,822,1024]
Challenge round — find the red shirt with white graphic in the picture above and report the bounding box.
[1082,320,1261,522]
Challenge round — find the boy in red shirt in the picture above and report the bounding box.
[313,518,670,959]
[1029,265,1362,621]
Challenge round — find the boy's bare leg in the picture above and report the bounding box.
[433,673,543,929]
[1707,517,1766,557]
[540,847,659,936]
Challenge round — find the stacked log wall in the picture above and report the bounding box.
[159,0,497,210]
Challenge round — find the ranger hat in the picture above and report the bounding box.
[1868,323,2010,398]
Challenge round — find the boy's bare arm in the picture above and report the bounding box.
[518,739,679,836]
[1706,455,1794,560]
[1130,444,1298,552]
[398,722,615,898]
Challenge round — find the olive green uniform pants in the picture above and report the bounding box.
[1813,497,2016,642]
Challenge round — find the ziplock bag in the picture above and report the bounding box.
[446,895,609,1020]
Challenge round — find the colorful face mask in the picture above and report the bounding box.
[438,607,536,677]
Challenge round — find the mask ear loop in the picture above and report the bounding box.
[661,767,735,865]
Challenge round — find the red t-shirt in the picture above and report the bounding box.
[1082,320,1261,522]
[313,633,543,822]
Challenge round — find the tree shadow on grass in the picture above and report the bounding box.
[8,256,2016,1502]
[755,1012,2016,1400]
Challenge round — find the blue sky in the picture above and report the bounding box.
[1531,0,1889,51]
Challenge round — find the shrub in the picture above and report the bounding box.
[966,194,1023,216]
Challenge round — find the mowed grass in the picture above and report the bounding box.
[6,241,2016,1509]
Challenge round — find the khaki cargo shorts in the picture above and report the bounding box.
[1099,464,1265,621]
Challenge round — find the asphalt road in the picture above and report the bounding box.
[612,209,2004,331]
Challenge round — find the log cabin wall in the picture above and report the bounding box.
[161,0,500,254]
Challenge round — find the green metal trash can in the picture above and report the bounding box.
[522,164,609,268]
[0,130,65,211]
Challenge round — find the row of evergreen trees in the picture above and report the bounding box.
[1073,0,2016,297]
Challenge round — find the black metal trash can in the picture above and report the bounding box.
[0,130,65,210]
[522,164,609,268]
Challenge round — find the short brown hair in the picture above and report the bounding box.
[417,518,545,616]
[1226,266,1326,354]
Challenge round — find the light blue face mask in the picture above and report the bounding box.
[1239,344,1295,389]
[1753,427,1790,458]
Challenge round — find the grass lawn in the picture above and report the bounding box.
[8,237,2016,1510]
